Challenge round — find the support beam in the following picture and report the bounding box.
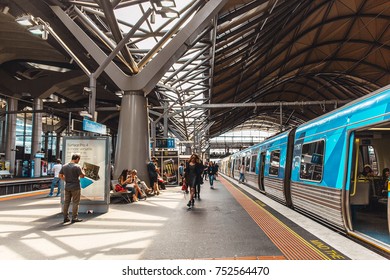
[5,97,17,175]
[51,0,230,93]
[31,98,43,177]
[95,0,139,74]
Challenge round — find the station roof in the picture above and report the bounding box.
[1,0,390,150]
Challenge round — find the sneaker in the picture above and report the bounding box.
[47,194,53,197]
[187,200,192,207]
[71,218,83,223]
[56,194,60,197]
[63,218,70,223]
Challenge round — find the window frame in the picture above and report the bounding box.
[299,139,325,182]
[268,149,280,177]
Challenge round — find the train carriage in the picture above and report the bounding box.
[258,131,291,205]
[221,84,390,254]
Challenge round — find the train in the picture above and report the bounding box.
[220,84,390,255]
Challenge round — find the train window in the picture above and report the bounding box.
[235,158,240,170]
[269,150,280,176]
[300,140,324,182]
[368,146,379,175]
[250,148,259,173]
[250,154,257,173]
[245,156,250,172]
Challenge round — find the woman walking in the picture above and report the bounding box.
[184,153,203,209]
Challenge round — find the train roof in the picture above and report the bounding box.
[296,84,390,132]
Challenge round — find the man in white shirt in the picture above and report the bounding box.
[48,159,63,197]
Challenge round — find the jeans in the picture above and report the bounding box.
[49,177,63,196]
[239,173,245,182]
[209,174,214,186]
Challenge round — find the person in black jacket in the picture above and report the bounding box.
[184,153,203,208]
[147,156,160,195]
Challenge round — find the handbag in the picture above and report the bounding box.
[181,178,188,192]
[115,184,127,193]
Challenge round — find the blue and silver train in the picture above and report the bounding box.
[220,84,390,254]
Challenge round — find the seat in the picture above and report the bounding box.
[350,181,370,205]
[110,180,132,204]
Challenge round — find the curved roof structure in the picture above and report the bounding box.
[210,0,390,137]
[0,0,390,151]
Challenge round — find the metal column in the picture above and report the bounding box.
[31,98,43,177]
[5,97,17,174]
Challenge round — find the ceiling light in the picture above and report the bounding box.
[115,91,124,98]
[15,14,35,26]
[157,7,179,19]
[150,11,156,24]
[80,111,92,119]
[28,24,48,40]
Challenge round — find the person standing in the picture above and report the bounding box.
[184,153,203,209]
[178,162,184,186]
[48,159,63,197]
[208,161,216,189]
[239,163,246,183]
[59,153,85,223]
[147,156,160,195]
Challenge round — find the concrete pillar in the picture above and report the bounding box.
[44,131,49,160]
[0,117,5,154]
[5,97,17,174]
[31,98,43,177]
[114,91,150,182]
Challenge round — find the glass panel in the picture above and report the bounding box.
[250,155,257,173]
[368,145,379,175]
[300,140,324,182]
[245,156,250,172]
[269,150,280,176]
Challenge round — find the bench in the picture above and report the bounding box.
[110,180,132,203]
[0,170,13,179]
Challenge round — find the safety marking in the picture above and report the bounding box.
[0,190,49,201]
[201,255,287,260]
[219,177,341,260]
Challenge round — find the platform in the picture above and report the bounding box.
[0,175,386,260]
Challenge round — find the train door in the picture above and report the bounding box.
[258,152,266,192]
[347,128,390,246]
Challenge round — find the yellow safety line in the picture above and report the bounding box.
[220,177,332,260]
[0,190,49,201]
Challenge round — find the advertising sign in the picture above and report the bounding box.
[63,137,109,203]
[154,150,179,185]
